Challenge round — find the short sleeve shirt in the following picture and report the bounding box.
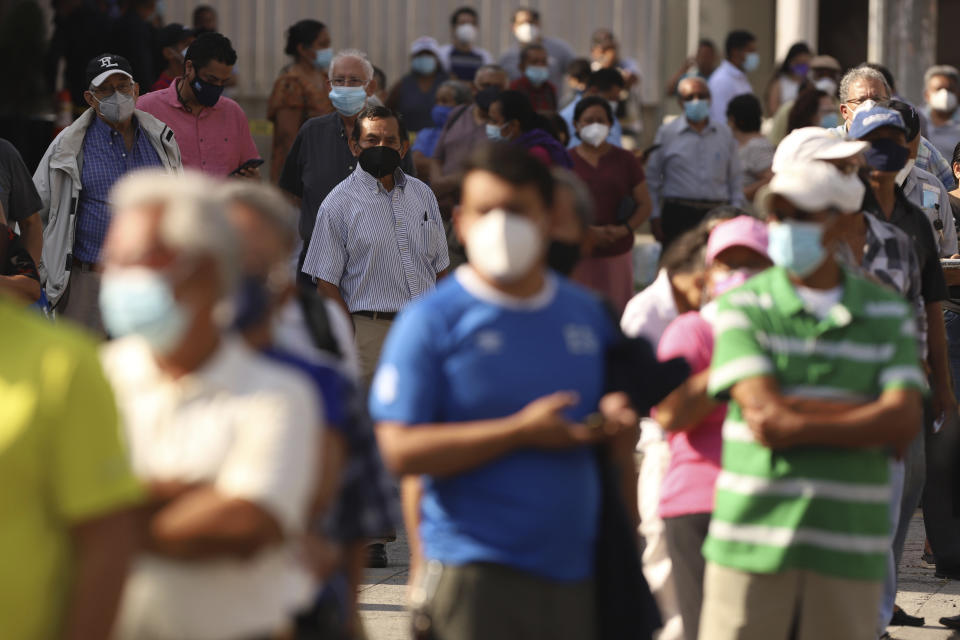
[0,139,42,224]
[571,145,645,255]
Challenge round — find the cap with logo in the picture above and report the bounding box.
[848,102,907,140]
[86,53,134,88]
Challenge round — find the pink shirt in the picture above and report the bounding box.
[136,80,259,177]
[656,311,726,519]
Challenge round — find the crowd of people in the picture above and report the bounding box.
[6,2,960,640]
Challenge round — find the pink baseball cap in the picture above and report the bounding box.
[706,215,770,266]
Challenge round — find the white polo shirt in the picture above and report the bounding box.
[101,337,321,640]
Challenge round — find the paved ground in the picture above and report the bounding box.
[358,512,960,640]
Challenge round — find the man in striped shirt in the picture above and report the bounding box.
[699,161,925,640]
[303,106,449,387]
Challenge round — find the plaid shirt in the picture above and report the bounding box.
[915,137,955,191]
[74,115,162,263]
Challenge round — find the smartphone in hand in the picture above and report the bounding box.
[229,158,264,176]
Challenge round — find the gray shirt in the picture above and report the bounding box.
[899,163,958,257]
[927,120,960,165]
[0,138,42,225]
[498,36,575,89]
[646,117,745,218]
[278,112,415,245]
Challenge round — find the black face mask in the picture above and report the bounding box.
[190,73,224,107]
[547,240,581,276]
[358,145,402,178]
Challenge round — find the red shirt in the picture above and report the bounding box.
[570,145,645,256]
[509,76,558,112]
[136,79,259,177]
[150,71,175,93]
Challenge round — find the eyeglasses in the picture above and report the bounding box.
[91,82,134,98]
[845,96,886,107]
[331,76,367,88]
[680,93,710,101]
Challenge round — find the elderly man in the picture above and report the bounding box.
[136,32,259,178]
[279,49,416,282]
[647,76,744,248]
[97,170,320,640]
[509,43,558,112]
[498,7,575,89]
[833,64,955,190]
[560,68,626,148]
[34,53,181,333]
[707,30,757,124]
[922,65,960,160]
[303,106,449,387]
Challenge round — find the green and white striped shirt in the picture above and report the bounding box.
[705,266,925,581]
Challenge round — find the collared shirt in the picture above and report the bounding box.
[302,166,449,313]
[560,96,623,148]
[705,266,925,581]
[278,112,417,245]
[646,116,745,218]
[707,59,754,124]
[101,337,320,640]
[135,79,258,177]
[74,115,162,263]
[900,164,958,257]
[509,76,558,112]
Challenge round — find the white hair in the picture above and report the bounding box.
[839,65,891,103]
[218,180,298,247]
[330,48,374,84]
[110,169,240,297]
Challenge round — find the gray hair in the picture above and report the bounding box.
[677,75,709,95]
[219,180,298,247]
[330,48,374,83]
[838,65,891,103]
[110,169,240,297]
[551,167,593,228]
[439,80,472,105]
[924,64,960,88]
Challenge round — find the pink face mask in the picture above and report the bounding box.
[710,269,753,297]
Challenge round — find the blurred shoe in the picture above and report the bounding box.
[366,543,388,568]
[934,565,960,580]
[941,614,960,629]
[890,606,924,626]
[922,551,936,564]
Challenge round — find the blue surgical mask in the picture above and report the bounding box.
[819,112,841,129]
[99,267,189,354]
[329,85,368,116]
[863,138,910,173]
[486,122,506,140]
[431,104,453,126]
[411,54,437,76]
[744,52,760,72]
[524,65,550,86]
[767,220,826,277]
[314,47,333,70]
[684,98,710,123]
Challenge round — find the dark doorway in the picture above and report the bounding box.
[817,0,869,70]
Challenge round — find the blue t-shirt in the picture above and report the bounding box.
[369,268,616,581]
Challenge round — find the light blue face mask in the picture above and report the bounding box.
[99,267,189,354]
[684,98,710,123]
[314,47,333,70]
[486,122,506,140]
[767,220,826,277]
[524,65,550,86]
[744,52,760,73]
[328,85,368,116]
[411,54,437,75]
[819,112,841,129]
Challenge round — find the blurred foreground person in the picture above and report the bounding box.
[372,144,677,640]
[698,161,924,640]
[0,301,142,640]
[98,170,321,640]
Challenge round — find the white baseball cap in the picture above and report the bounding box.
[764,161,866,214]
[771,127,869,173]
[410,36,442,58]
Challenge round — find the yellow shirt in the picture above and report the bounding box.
[0,302,143,639]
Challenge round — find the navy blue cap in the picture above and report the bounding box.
[848,103,906,140]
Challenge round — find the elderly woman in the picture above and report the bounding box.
[411,80,471,180]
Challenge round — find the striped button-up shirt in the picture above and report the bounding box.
[74,115,162,263]
[303,165,449,313]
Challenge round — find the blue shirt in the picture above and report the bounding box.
[302,166,449,313]
[411,126,442,157]
[560,97,623,149]
[369,267,616,581]
[74,115,162,263]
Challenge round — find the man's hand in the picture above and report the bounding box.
[234,165,261,180]
[931,382,959,433]
[514,391,636,449]
[742,397,805,448]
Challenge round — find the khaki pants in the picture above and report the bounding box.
[353,314,393,389]
[698,562,882,640]
[57,269,105,337]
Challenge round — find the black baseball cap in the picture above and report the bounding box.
[158,23,194,49]
[85,53,134,88]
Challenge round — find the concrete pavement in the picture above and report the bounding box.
[358,513,960,640]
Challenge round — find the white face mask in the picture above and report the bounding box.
[930,88,959,113]
[814,77,837,96]
[579,122,610,147]
[455,23,478,44]
[515,22,540,44]
[465,208,543,284]
[93,90,135,123]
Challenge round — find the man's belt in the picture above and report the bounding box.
[352,310,398,321]
[662,197,727,210]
